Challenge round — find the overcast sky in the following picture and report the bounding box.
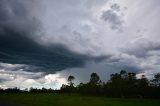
[0,0,160,89]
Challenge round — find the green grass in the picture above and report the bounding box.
[0,93,160,106]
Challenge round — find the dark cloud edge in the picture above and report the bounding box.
[0,28,111,73]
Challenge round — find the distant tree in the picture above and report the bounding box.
[138,75,149,87]
[60,75,76,93]
[136,75,149,98]
[152,73,160,98]
[68,75,75,87]
[105,70,140,97]
[90,73,100,85]
[60,84,69,92]
[154,73,160,86]
[152,73,160,87]
[128,72,136,80]
[120,70,127,75]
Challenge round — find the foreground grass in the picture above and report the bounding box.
[0,93,160,106]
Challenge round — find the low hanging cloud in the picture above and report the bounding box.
[0,63,67,89]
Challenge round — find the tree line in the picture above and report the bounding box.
[61,70,160,98]
[0,70,160,98]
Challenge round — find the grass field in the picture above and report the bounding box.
[0,93,160,106]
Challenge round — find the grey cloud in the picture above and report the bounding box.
[0,65,66,89]
[0,0,110,72]
[0,62,65,89]
[110,3,121,11]
[121,39,160,58]
[0,62,28,72]
[0,0,110,56]
[0,0,42,36]
[0,63,44,78]
[85,0,108,8]
[0,63,44,87]
[59,54,144,85]
[120,38,160,77]
[59,62,120,84]
[101,9,124,30]
[0,28,110,72]
[105,54,143,73]
[0,2,112,68]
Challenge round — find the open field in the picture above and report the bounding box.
[0,93,160,106]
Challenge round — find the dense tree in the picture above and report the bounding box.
[61,71,160,98]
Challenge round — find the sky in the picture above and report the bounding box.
[0,0,160,89]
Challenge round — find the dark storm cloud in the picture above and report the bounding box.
[0,0,42,35]
[0,0,110,72]
[0,28,110,72]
